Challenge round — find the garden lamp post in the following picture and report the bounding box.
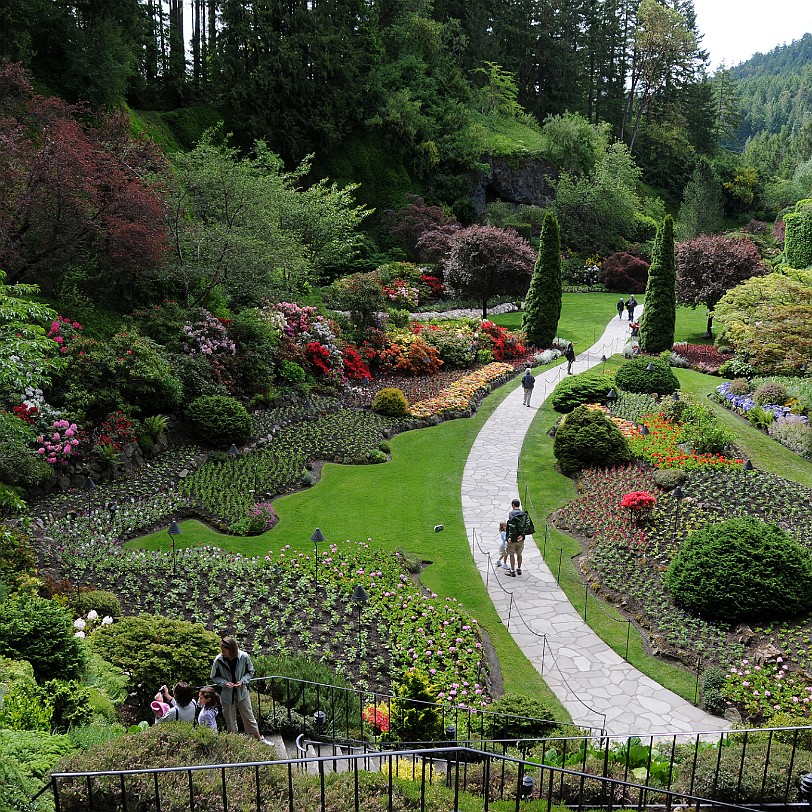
[84,476,95,490]
[741,458,754,501]
[521,774,536,800]
[311,528,326,587]
[672,391,680,401]
[352,584,368,661]
[639,424,650,436]
[168,520,181,576]
[605,388,618,408]
[646,362,654,372]
[800,773,812,807]
[228,444,239,458]
[313,710,327,736]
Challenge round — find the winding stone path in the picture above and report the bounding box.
[462,312,730,737]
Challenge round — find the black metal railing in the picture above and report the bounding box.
[43,743,803,812]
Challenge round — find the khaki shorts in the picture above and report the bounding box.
[506,538,524,556]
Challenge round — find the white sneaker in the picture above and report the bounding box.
[260,737,273,746]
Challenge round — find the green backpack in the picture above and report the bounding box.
[507,511,535,540]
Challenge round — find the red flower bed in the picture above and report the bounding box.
[671,342,732,374]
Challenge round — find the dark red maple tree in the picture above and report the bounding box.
[0,62,169,299]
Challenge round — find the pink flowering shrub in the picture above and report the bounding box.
[362,704,390,733]
[620,491,657,512]
[182,310,236,357]
[383,278,419,307]
[48,315,83,355]
[724,658,812,724]
[37,419,80,465]
[247,502,278,534]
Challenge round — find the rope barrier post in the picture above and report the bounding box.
[486,553,491,589]
[625,620,631,661]
[540,635,546,675]
[557,548,562,581]
[507,594,514,630]
[584,579,588,622]
[694,657,702,705]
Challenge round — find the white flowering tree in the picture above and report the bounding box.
[0,270,64,404]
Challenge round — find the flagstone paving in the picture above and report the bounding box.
[462,312,730,737]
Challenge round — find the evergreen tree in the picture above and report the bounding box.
[639,215,676,353]
[522,211,562,348]
[677,156,724,239]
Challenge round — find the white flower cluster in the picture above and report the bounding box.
[73,609,114,638]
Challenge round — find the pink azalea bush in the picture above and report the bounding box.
[37,419,80,465]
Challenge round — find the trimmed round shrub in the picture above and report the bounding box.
[0,595,86,681]
[372,387,409,417]
[422,330,474,368]
[548,372,614,413]
[367,450,387,464]
[653,468,688,490]
[553,405,632,476]
[727,377,751,396]
[614,358,679,396]
[185,395,252,447]
[69,589,122,619]
[279,359,307,386]
[665,517,812,623]
[754,381,787,406]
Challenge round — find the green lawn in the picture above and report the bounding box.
[674,305,714,345]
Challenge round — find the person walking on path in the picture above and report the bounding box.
[497,521,509,569]
[211,636,271,744]
[565,342,576,374]
[505,499,526,576]
[521,364,535,406]
[626,295,637,321]
[616,298,625,320]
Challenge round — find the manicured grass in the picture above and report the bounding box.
[674,305,714,345]
[675,369,812,487]
[492,293,644,355]
[517,357,701,703]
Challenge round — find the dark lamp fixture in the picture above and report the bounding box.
[84,476,96,490]
[227,444,239,457]
[672,391,680,401]
[606,388,618,402]
[600,354,607,363]
[313,710,327,728]
[744,459,754,471]
[311,528,326,544]
[168,521,181,536]
[799,773,812,805]
[672,487,684,501]
[445,724,457,740]
[168,521,182,576]
[521,775,536,798]
[646,362,654,372]
[640,425,650,436]
[352,584,368,604]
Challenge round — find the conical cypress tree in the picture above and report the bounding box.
[522,211,562,348]
[639,215,676,353]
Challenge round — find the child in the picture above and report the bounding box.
[154,681,197,724]
[197,685,221,732]
[497,521,509,569]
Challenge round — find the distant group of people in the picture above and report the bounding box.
[152,636,271,745]
[616,295,637,321]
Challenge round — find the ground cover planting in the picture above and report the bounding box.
[56,537,489,708]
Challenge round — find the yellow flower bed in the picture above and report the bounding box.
[409,363,515,419]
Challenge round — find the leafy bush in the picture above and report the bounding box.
[728,378,751,396]
[367,450,387,464]
[747,404,774,429]
[754,381,788,406]
[553,405,632,476]
[679,401,735,455]
[0,595,86,681]
[665,517,812,622]
[614,358,679,396]
[483,693,558,740]
[653,468,688,490]
[372,387,409,417]
[185,395,252,447]
[548,372,614,413]
[677,738,802,804]
[169,353,230,404]
[599,251,649,293]
[388,669,442,743]
[88,614,219,712]
[279,359,307,387]
[768,416,812,458]
[701,667,727,716]
[68,589,122,619]
[0,412,52,489]
[53,724,290,812]
[719,357,756,378]
[607,391,658,424]
[421,330,474,368]
[0,525,37,593]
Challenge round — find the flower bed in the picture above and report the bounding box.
[670,342,732,374]
[408,363,515,419]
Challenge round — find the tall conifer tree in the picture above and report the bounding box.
[639,215,676,353]
[522,211,562,348]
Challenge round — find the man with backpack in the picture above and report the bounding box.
[505,498,535,576]
[520,364,535,406]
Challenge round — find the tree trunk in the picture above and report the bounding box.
[706,313,713,338]
[482,299,488,320]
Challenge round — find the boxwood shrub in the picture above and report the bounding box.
[614,358,679,396]
[548,372,614,413]
[553,405,632,475]
[372,387,409,417]
[185,395,252,447]
[665,517,812,623]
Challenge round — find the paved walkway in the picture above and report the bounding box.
[462,311,730,737]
